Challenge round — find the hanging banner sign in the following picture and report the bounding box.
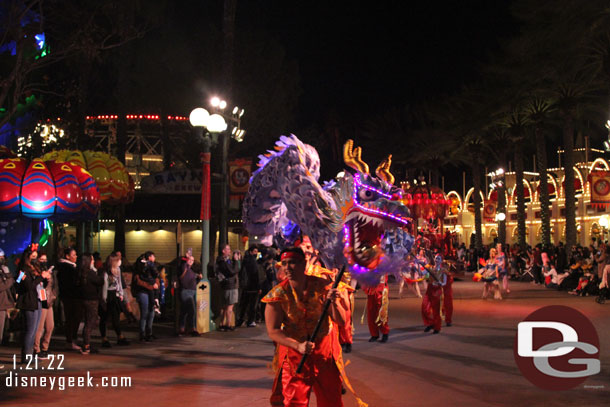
[140,169,202,194]
[590,170,610,206]
[229,159,252,197]
[483,199,496,221]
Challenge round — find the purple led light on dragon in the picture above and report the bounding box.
[352,174,410,226]
[343,224,350,249]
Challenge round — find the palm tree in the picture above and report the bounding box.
[500,110,530,251]
[525,97,555,248]
[438,85,502,251]
[488,127,511,246]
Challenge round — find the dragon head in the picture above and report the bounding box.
[336,140,412,272]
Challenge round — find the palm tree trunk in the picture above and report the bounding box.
[472,157,483,251]
[563,113,576,257]
[515,143,527,251]
[497,150,508,246]
[536,127,551,247]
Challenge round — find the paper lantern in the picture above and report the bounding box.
[21,160,56,218]
[0,158,100,220]
[47,161,83,220]
[41,150,133,204]
[0,159,27,217]
[405,184,449,220]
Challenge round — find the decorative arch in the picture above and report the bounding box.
[589,157,610,173]
[488,228,497,239]
[487,188,510,203]
[537,225,555,243]
[512,225,529,237]
[446,191,462,208]
[464,187,485,208]
[591,222,602,240]
[560,166,585,197]
[446,190,462,215]
[509,179,534,204]
[534,173,559,202]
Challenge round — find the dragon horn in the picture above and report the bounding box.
[375,155,395,185]
[343,139,370,174]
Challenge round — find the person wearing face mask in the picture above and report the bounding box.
[16,246,50,363]
[0,248,15,346]
[33,252,57,359]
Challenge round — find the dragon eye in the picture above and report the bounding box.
[358,188,374,201]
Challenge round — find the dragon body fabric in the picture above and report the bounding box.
[242,135,414,283]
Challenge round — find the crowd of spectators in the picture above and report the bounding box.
[2,235,607,362]
[0,245,157,362]
[458,239,609,304]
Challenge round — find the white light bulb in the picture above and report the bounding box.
[206,114,227,133]
[189,108,210,127]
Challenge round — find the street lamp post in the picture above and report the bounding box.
[208,97,245,248]
[190,107,227,332]
[190,108,227,269]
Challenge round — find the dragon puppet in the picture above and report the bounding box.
[242,135,414,282]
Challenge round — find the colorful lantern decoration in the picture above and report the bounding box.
[402,183,450,220]
[41,150,133,204]
[0,158,100,220]
[20,159,56,218]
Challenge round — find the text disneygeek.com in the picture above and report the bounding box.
[4,371,132,390]
[1,354,132,390]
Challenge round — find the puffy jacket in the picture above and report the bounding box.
[56,259,80,299]
[16,265,45,311]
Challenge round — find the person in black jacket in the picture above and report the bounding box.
[16,246,49,362]
[133,251,159,341]
[236,246,261,327]
[56,247,83,351]
[75,253,103,354]
[215,244,239,331]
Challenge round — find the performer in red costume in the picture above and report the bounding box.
[263,247,365,407]
[441,264,453,327]
[338,271,356,353]
[364,274,389,343]
[421,253,447,334]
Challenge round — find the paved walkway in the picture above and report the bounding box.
[0,281,608,406]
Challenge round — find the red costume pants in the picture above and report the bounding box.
[421,284,442,331]
[338,293,353,345]
[367,290,389,337]
[442,276,453,324]
[279,358,343,407]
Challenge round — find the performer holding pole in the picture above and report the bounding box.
[263,247,364,407]
[421,253,447,334]
[363,274,390,342]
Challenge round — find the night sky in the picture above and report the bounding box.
[235,1,517,125]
